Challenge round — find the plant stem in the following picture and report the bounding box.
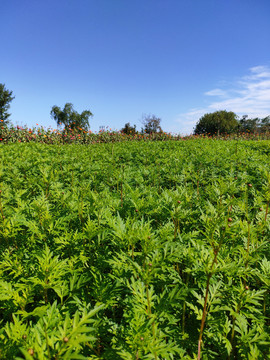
[146,284,157,360]
[265,200,269,222]
[121,181,123,207]
[182,272,190,334]
[197,245,221,360]
[198,274,211,360]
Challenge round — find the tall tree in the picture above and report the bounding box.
[50,103,93,130]
[0,84,15,125]
[141,114,162,133]
[194,110,238,135]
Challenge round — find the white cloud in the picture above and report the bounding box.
[247,66,270,79]
[204,89,228,97]
[177,65,270,134]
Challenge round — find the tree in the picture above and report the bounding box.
[50,103,93,130]
[260,116,270,132]
[194,110,238,135]
[238,115,259,133]
[238,115,270,133]
[141,114,162,133]
[0,84,15,125]
[121,122,137,135]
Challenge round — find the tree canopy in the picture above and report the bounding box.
[50,103,93,130]
[194,110,238,135]
[0,84,15,125]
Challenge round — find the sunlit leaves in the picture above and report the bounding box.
[0,139,270,359]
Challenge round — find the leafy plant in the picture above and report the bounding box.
[0,139,269,359]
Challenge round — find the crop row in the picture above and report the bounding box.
[1,124,270,145]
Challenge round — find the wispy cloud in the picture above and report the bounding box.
[177,65,270,134]
[204,89,227,97]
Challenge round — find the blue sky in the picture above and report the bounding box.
[2,0,270,134]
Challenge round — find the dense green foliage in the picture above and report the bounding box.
[50,103,93,130]
[194,111,239,135]
[0,84,15,125]
[0,139,270,359]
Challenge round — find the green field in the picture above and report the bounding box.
[0,139,269,359]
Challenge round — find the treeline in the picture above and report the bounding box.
[0,83,163,135]
[194,110,270,135]
[1,83,270,138]
[238,114,270,133]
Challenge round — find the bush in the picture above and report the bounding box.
[194,110,238,135]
